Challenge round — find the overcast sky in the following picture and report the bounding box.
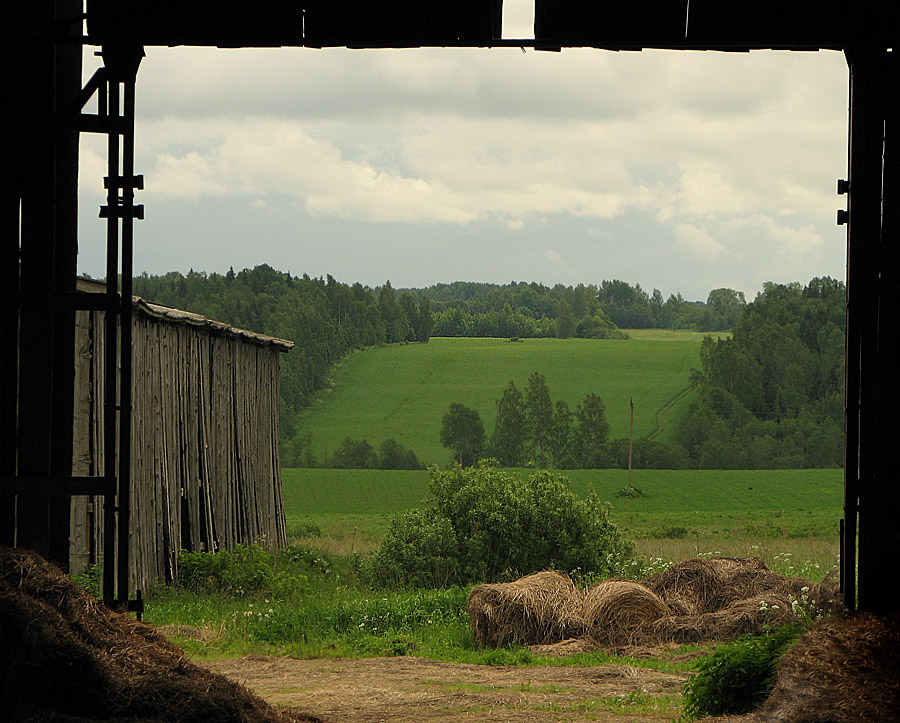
[76,3,851,301]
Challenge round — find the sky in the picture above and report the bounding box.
[76,2,851,302]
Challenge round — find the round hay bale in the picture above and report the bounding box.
[708,557,795,608]
[583,580,670,646]
[644,558,726,614]
[467,570,585,648]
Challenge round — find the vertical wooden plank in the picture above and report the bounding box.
[69,309,94,574]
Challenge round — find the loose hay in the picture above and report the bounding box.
[528,637,598,656]
[701,612,900,722]
[469,560,839,653]
[0,547,317,723]
[583,580,670,646]
[467,570,585,647]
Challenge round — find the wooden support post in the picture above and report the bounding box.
[845,49,900,614]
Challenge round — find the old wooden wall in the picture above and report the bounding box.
[71,296,291,590]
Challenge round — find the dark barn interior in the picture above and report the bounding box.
[1,0,897,616]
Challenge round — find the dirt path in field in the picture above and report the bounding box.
[647,386,692,442]
[201,655,688,722]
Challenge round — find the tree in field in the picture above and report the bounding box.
[490,381,527,466]
[524,372,554,467]
[575,393,612,468]
[379,438,424,470]
[555,299,577,338]
[549,400,577,468]
[440,403,485,467]
[331,437,379,469]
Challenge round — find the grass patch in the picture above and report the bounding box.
[298,335,706,465]
[281,467,842,581]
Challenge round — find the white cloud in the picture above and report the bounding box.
[78,44,850,296]
[673,223,726,258]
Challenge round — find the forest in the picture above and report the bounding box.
[405,279,746,338]
[674,277,845,468]
[130,267,843,469]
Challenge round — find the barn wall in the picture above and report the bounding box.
[70,305,288,590]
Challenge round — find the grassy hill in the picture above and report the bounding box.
[297,331,721,466]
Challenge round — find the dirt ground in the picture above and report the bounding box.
[201,655,689,722]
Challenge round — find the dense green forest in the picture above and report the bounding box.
[131,266,843,469]
[404,280,746,337]
[674,277,845,469]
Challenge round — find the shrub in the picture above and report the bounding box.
[176,544,306,597]
[367,460,637,587]
[680,623,803,720]
[616,484,643,498]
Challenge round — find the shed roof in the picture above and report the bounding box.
[76,277,294,352]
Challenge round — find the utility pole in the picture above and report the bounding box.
[628,397,634,487]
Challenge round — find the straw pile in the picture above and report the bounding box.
[0,547,317,722]
[583,580,670,646]
[469,559,838,651]
[702,612,900,722]
[467,570,585,647]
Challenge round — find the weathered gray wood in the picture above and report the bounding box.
[69,296,290,591]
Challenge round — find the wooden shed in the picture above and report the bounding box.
[70,279,293,590]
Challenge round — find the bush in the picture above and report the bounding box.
[616,484,643,498]
[367,460,637,587]
[681,623,803,720]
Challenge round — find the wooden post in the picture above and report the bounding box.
[844,48,900,613]
[628,397,634,487]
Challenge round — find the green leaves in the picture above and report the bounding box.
[680,624,803,720]
[439,403,485,467]
[367,463,637,588]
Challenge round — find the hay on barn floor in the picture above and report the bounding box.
[700,612,900,722]
[583,580,670,646]
[0,547,317,723]
[467,570,585,647]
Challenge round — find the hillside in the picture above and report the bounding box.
[298,331,717,466]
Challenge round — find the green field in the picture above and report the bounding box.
[283,467,843,579]
[298,332,720,466]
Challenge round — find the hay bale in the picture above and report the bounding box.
[467,571,585,648]
[0,547,316,722]
[644,557,793,615]
[583,580,670,646]
[644,558,727,614]
[643,590,801,646]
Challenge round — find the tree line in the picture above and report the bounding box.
[674,277,845,469]
[440,373,690,470]
[404,280,746,338]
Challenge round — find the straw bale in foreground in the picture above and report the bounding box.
[467,571,585,647]
[700,612,900,722]
[0,547,315,722]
